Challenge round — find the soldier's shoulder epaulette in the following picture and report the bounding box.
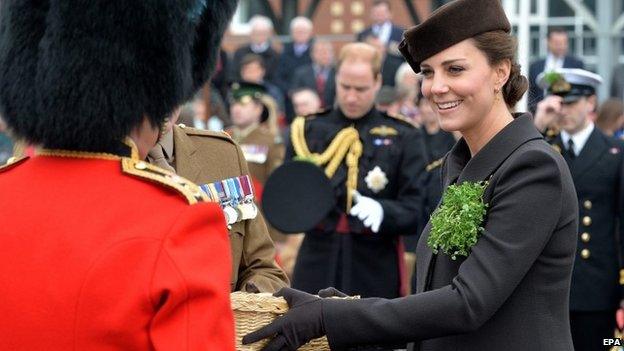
[383,112,416,128]
[426,157,445,172]
[177,124,236,145]
[120,157,211,205]
[301,107,332,121]
[0,156,29,173]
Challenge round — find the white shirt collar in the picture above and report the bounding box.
[561,122,594,156]
[545,53,564,71]
[373,22,392,44]
[251,42,270,53]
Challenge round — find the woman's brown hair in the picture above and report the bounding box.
[472,30,529,109]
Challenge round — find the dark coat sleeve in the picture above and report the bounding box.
[322,148,570,349]
[376,127,426,236]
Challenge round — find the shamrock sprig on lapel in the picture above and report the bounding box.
[428,181,489,260]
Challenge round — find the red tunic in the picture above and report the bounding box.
[0,153,235,350]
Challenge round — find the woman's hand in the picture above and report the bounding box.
[242,288,326,351]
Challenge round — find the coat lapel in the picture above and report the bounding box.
[172,126,202,183]
[571,128,608,180]
[417,114,543,292]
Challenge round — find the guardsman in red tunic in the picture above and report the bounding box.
[0,1,237,350]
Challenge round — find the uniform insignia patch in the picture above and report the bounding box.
[370,125,398,137]
[241,144,269,164]
[373,138,393,146]
[365,166,388,193]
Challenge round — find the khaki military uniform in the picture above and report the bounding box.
[227,124,286,243]
[148,124,288,292]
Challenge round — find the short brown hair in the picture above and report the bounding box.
[596,98,624,132]
[336,42,383,78]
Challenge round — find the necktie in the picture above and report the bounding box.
[148,145,176,173]
[315,71,326,106]
[567,139,576,159]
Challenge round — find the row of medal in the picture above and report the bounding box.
[200,175,258,225]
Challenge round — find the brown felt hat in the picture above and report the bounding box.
[399,0,511,73]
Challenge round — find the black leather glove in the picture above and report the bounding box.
[318,286,348,298]
[242,287,326,351]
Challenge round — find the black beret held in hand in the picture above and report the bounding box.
[398,0,511,73]
[0,0,237,153]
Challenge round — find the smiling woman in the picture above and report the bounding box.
[242,0,579,350]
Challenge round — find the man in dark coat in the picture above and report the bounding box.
[535,68,624,351]
[528,28,584,112]
[230,15,279,83]
[290,39,336,113]
[287,42,426,299]
[274,17,314,99]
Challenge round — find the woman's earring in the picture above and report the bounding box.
[494,88,501,102]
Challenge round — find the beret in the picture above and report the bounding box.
[262,161,336,233]
[399,0,511,73]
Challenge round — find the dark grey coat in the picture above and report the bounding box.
[322,114,578,351]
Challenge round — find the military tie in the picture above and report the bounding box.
[148,145,176,173]
[567,138,576,159]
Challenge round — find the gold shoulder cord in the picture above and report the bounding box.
[291,117,363,211]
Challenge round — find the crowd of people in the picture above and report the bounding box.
[1,0,624,350]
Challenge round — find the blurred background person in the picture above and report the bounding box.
[290,88,322,117]
[275,17,314,100]
[365,35,404,88]
[529,28,585,112]
[291,39,336,117]
[230,15,278,83]
[596,98,624,138]
[394,62,422,123]
[356,0,404,52]
[178,90,231,131]
[0,116,13,165]
[226,82,285,244]
[375,85,401,115]
[610,63,624,101]
[240,54,285,115]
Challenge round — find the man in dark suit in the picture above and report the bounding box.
[291,39,336,112]
[535,68,624,351]
[356,0,404,50]
[230,15,279,83]
[275,17,314,98]
[528,28,584,112]
[357,0,405,87]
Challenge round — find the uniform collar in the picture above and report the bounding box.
[444,113,543,185]
[560,122,594,156]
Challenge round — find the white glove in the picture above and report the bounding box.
[349,191,384,233]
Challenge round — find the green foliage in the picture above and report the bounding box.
[543,71,563,85]
[428,181,489,260]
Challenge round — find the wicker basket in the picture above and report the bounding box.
[231,291,331,351]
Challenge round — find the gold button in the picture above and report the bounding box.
[581,249,591,259]
[581,232,591,243]
[5,156,16,165]
[134,161,147,170]
[583,200,592,210]
[582,216,592,226]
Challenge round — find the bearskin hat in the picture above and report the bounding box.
[0,0,237,153]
